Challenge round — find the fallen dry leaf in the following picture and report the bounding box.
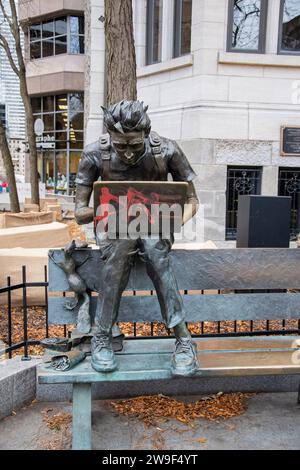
[226,423,236,431]
[41,409,72,431]
[110,392,254,428]
[197,437,207,444]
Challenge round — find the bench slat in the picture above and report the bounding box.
[48,248,300,292]
[48,292,300,324]
[38,344,300,384]
[118,336,299,354]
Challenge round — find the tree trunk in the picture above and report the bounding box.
[0,121,20,213]
[104,0,137,105]
[9,0,40,206]
[19,71,40,206]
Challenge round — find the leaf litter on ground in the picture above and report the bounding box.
[110,392,254,428]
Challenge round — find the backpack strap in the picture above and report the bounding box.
[99,134,111,181]
[149,131,167,180]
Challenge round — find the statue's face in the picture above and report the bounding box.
[110,130,145,165]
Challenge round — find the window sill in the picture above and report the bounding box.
[137,54,193,78]
[219,51,300,68]
[28,53,85,62]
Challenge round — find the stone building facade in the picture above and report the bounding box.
[19,0,300,240]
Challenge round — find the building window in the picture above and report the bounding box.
[70,16,85,54]
[145,0,192,65]
[146,0,163,65]
[279,0,300,54]
[32,93,84,195]
[30,16,85,60]
[226,166,262,240]
[227,0,268,53]
[0,104,5,128]
[278,167,300,240]
[173,0,192,58]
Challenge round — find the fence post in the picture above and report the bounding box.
[44,265,49,338]
[7,276,12,359]
[21,266,31,361]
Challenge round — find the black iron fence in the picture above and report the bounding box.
[278,167,300,241]
[226,166,262,240]
[1,266,300,360]
[0,266,48,359]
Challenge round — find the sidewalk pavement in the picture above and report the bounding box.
[0,392,299,450]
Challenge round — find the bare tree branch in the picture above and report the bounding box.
[0,0,20,75]
[9,0,25,73]
[0,0,13,30]
[0,0,40,205]
[0,31,20,76]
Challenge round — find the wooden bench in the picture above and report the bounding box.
[38,247,300,450]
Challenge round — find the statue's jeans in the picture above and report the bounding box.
[95,236,185,334]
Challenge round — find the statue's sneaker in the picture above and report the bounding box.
[171,338,199,377]
[91,334,117,372]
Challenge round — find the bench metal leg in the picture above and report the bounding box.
[72,383,92,450]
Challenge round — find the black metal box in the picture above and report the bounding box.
[236,195,292,248]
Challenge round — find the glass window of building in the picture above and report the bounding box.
[0,104,6,128]
[146,0,163,65]
[173,0,192,58]
[30,15,85,59]
[279,0,300,54]
[70,16,85,54]
[32,93,84,195]
[227,0,268,53]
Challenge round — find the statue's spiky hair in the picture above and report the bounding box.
[102,100,151,136]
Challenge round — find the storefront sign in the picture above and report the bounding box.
[281,126,300,156]
[37,142,55,149]
[36,133,56,150]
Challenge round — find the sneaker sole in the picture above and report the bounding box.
[91,360,117,373]
[171,366,199,377]
[171,359,200,377]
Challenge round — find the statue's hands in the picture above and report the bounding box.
[75,207,94,225]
